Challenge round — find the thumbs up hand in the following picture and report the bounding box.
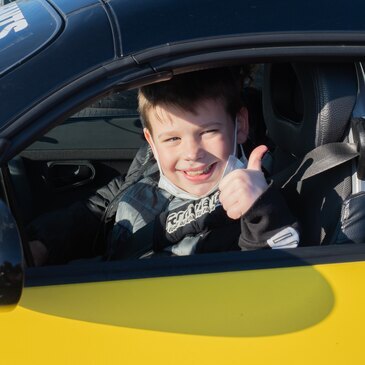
[218,145,269,220]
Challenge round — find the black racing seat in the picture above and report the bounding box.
[262,62,361,246]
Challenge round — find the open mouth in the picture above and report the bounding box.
[183,163,216,178]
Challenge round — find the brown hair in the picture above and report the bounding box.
[138,67,252,133]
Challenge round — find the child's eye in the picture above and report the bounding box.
[202,129,219,135]
[163,137,180,143]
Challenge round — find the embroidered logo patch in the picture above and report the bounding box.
[166,191,220,234]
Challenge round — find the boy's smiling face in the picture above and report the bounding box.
[144,98,248,197]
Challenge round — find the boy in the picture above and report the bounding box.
[109,68,299,260]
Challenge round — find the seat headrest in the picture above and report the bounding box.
[263,63,358,158]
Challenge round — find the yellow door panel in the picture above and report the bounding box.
[0,261,364,364]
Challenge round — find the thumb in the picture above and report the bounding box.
[247,145,268,171]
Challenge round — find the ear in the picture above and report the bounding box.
[143,128,157,157]
[236,106,249,144]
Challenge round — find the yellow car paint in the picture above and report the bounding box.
[0,260,363,364]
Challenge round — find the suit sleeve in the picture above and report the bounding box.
[238,181,300,250]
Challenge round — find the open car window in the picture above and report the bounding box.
[1,61,364,285]
[14,66,275,267]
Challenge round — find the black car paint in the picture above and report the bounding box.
[110,0,365,55]
[0,0,61,76]
[0,0,115,132]
[0,200,23,306]
[2,0,365,141]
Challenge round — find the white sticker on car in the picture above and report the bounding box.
[0,2,28,40]
[267,227,299,249]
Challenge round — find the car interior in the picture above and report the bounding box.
[263,62,360,245]
[5,61,365,269]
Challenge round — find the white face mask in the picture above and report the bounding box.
[152,118,247,200]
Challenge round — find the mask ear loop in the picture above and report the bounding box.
[239,144,248,168]
[234,115,248,168]
[232,117,238,156]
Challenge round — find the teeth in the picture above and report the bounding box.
[185,165,211,176]
[186,170,204,176]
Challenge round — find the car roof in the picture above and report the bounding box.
[1,0,365,140]
[49,0,365,57]
[108,0,365,55]
[2,0,365,71]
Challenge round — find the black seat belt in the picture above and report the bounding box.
[271,60,365,190]
[272,142,359,189]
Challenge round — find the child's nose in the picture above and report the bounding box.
[183,137,204,161]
